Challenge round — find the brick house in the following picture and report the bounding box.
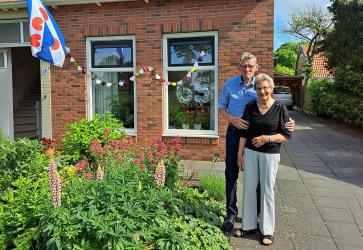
[0,0,274,162]
[296,44,334,79]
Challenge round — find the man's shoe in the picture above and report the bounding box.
[222,216,236,232]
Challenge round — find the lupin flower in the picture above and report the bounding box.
[96,166,104,181]
[48,160,62,208]
[154,159,166,187]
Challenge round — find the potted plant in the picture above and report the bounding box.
[175,110,190,129]
[193,114,203,130]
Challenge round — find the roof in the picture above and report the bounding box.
[299,44,334,78]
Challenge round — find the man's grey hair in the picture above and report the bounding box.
[239,52,257,64]
[255,73,274,89]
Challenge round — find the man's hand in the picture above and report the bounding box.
[285,118,295,132]
[252,135,268,148]
[230,116,249,130]
[237,152,244,171]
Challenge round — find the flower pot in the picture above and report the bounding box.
[182,124,190,129]
[44,147,55,156]
[193,124,202,130]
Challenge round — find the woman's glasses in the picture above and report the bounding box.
[256,86,271,92]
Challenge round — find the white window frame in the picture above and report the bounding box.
[86,35,137,135]
[162,31,219,137]
[0,20,30,47]
[0,50,7,68]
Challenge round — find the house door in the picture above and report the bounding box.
[0,48,14,139]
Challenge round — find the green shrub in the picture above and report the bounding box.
[308,79,363,127]
[0,159,229,249]
[0,134,48,191]
[172,184,226,228]
[199,174,226,201]
[62,112,126,163]
[0,174,50,249]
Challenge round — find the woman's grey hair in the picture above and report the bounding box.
[239,52,257,65]
[254,73,274,89]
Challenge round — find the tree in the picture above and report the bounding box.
[320,0,363,95]
[274,41,305,75]
[274,64,295,75]
[282,3,333,67]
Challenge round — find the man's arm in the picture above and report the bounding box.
[219,108,249,130]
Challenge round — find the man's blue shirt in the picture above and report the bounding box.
[218,75,258,116]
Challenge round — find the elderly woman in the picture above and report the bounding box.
[236,73,291,246]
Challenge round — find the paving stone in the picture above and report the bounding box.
[277,179,309,194]
[280,193,316,213]
[351,209,363,232]
[302,178,348,189]
[307,187,351,199]
[231,231,294,250]
[298,171,338,181]
[326,221,363,246]
[285,211,330,236]
[335,243,363,250]
[291,234,337,250]
[296,165,334,174]
[313,196,362,212]
[277,171,301,181]
[318,207,356,223]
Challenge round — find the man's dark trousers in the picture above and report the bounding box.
[225,125,261,226]
[225,125,240,219]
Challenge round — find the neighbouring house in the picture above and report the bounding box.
[0,0,274,162]
[296,44,334,79]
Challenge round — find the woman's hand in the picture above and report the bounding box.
[237,152,244,171]
[252,135,268,148]
[285,118,295,132]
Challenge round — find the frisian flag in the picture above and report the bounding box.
[26,0,67,67]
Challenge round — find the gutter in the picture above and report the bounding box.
[0,0,144,11]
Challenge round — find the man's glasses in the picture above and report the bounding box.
[239,64,256,69]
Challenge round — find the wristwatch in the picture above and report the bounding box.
[268,135,272,143]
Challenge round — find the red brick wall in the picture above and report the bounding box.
[50,0,274,161]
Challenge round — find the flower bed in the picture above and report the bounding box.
[0,114,230,249]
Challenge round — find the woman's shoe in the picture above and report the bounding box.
[262,235,274,246]
[234,228,257,238]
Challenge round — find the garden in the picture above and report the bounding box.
[0,113,230,249]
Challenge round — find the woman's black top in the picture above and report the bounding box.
[239,100,291,154]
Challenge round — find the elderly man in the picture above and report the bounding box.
[218,52,295,232]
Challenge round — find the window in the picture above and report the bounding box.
[163,32,218,136]
[0,21,29,44]
[0,51,7,68]
[87,36,136,133]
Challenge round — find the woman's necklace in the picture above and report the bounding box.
[258,99,274,114]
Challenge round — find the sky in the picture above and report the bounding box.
[274,0,331,50]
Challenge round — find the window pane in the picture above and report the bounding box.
[0,52,5,67]
[168,70,215,130]
[0,23,21,43]
[168,37,214,66]
[92,41,132,68]
[92,72,134,128]
[23,22,30,42]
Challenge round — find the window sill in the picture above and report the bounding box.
[162,133,219,139]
